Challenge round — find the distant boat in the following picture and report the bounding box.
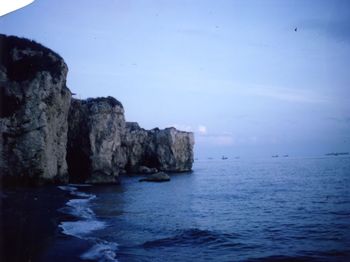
[272,155,279,158]
[222,156,228,160]
[325,152,349,156]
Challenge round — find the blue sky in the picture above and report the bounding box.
[1,0,349,158]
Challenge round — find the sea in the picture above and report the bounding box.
[11,156,350,262]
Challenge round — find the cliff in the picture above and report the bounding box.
[0,35,71,184]
[0,34,194,185]
[67,97,127,184]
[124,123,194,173]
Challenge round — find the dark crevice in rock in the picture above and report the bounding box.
[66,147,91,183]
[66,99,92,183]
[0,87,23,118]
[142,154,160,169]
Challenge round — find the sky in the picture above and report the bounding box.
[1,0,350,158]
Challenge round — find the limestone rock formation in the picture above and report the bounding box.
[0,34,71,184]
[0,34,194,185]
[152,127,194,172]
[67,97,126,184]
[124,122,152,172]
[124,123,194,173]
[139,172,171,182]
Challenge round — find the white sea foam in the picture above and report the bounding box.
[71,191,93,198]
[58,186,96,219]
[81,241,119,262]
[59,220,107,238]
[58,185,78,192]
[57,185,118,261]
[62,201,95,219]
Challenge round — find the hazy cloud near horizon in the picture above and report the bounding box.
[1,0,349,157]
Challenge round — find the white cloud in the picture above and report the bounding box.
[198,125,207,135]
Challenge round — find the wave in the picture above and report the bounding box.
[81,240,119,262]
[58,185,78,192]
[59,220,107,238]
[64,198,96,219]
[142,228,243,249]
[58,185,119,261]
[58,186,96,220]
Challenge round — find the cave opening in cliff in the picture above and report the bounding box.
[66,147,91,183]
[143,155,161,169]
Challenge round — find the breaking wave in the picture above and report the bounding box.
[58,185,118,261]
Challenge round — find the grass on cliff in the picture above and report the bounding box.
[0,34,64,82]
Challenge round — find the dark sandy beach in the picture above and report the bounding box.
[0,186,90,262]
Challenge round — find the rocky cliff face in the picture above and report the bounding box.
[0,35,71,184]
[0,34,194,185]
[67,97,126,184]
[67,114,194,183]
[124,123,194,173]
[152,127,194,172]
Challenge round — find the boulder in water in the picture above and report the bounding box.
[139,172,170,182]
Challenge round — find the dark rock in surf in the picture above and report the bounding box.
[139,172,171,182]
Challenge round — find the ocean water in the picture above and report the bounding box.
[57,157,350,262]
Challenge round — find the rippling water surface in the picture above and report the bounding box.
[59,157,350,261]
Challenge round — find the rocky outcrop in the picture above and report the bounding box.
[67,97,126,184]
[0,34,194,185]
[124,123,194,173]
[124,122,152,172]
[152,127,194,172]
[0,35,71,184]
[67,114,194,183]
[139,172,171,182]
[137,166,158,174]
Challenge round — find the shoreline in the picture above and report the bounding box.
[1,185,90,262]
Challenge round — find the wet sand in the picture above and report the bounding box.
[1,185,90,262]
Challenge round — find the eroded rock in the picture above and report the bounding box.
[0,34,71,184]
[0,34,194,185]
[124,123,194,173]
[138,166,158,174]
[67,97,126,184]
[139,172,171,182]
[152,127,194,172]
